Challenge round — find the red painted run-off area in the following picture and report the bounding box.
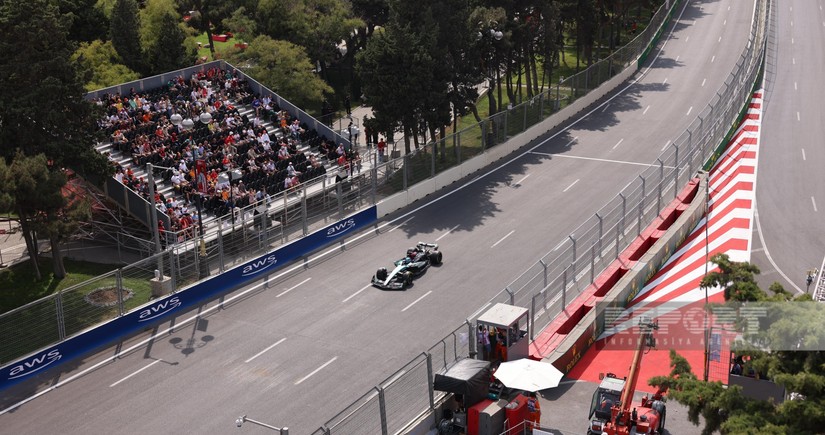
[529,91,761,391]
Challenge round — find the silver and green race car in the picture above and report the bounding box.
[371,242,443,290]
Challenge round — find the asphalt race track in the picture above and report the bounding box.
[0,1,760,433]
[751,0,825,297]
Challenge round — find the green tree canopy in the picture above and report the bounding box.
[225,35,332,111]
[73,39,141,91]
[110,0,144,73]
[142,5,197,75]
[701,253,764,302]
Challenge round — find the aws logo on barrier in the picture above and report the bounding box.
[326,219,356,238]
[241,254,278,277]
[8,349,62,380]
[138,296,182,322]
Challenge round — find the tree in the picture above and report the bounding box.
[73,40,141,91]
[222,6,258,43]
[58,0,110,43]
[0,0,111,279]
[649,261,825,434]
[110,0,144,74]
[0,0,110,179]
[142,8,197,75]
[701,253,764,302]
[225,35,332,112]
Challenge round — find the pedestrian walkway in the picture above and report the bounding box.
[558,90,763,389]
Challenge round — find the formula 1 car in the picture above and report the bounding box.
[371,242,443,290]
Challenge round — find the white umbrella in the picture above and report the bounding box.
[493,358,564,392]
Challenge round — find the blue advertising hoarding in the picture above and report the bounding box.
[0,206,377,391]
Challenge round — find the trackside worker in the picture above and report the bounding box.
[526,392,541,428]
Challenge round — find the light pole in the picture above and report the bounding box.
[235,415,288,434]
[146,163,164,277]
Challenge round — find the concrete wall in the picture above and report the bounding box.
[376,66,636,218]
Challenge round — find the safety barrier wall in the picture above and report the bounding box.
[549,174,708,373]
[0,207,377,391]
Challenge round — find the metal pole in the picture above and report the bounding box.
[146,163,163,277]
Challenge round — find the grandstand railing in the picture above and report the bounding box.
[1,0,770,432]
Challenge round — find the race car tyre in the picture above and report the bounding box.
[404,273,413,288]
[375,268,387,281]
[430,251,443,265]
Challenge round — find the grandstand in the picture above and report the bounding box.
[90,61,353,248]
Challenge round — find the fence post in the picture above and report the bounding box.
[218,218,225,273]
[673,143,679,198]
[590,244,596,284]
[639,175,646,235]
[426,353,436,426]
[301,186,308,236]
[523,101,528,132]
[55,291,66,341]
[336,182,344,219]
[371,165,378,205]
[539,259,548,289]
[505,287,515,305]
[556,77,562,111]
[378,388,389,435]
[531,295,537,340]
[168,251,177,291]
[431,142,436,178]
[615,223,621,259]
[596,212,603,256]
[403,154,409,191]
[657,159,664,216]
[569,235,577,283]
[619,193,626,237]
[116,269,125,316]
[562,268,567,308]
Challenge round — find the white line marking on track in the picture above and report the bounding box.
[802,149,807,161]
[436,225,460,242]
[662,140,671,151]
[791,37,794,44]
[643,105,650,115]
[686,106,693,116]
[813,197,818,212]
[491,230,515,248]
[602,103,610,112]
[795,82,798,90]
[797,112,800,121]
[791,20,793,27]
[295,357,337,385]
[711,55,715,63]
[514,174,531,186]
[389,216,414,232]
[566,136,579,147]
[110,360,162,387]
[685,36,689,42]
[701,78,706,87]
[751,247,765,253]
[793,58,796,65]
[245,338,287,363]
[723,19,727,25]
[343,284,371,303]
[675,55,680,62]
[530,151,675,169]
[718,36,722,42]
[613,139,624,149]
[277,277,311,298]
[563,179,580,193]
[663,77,668,85]
[402,291,432,312]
